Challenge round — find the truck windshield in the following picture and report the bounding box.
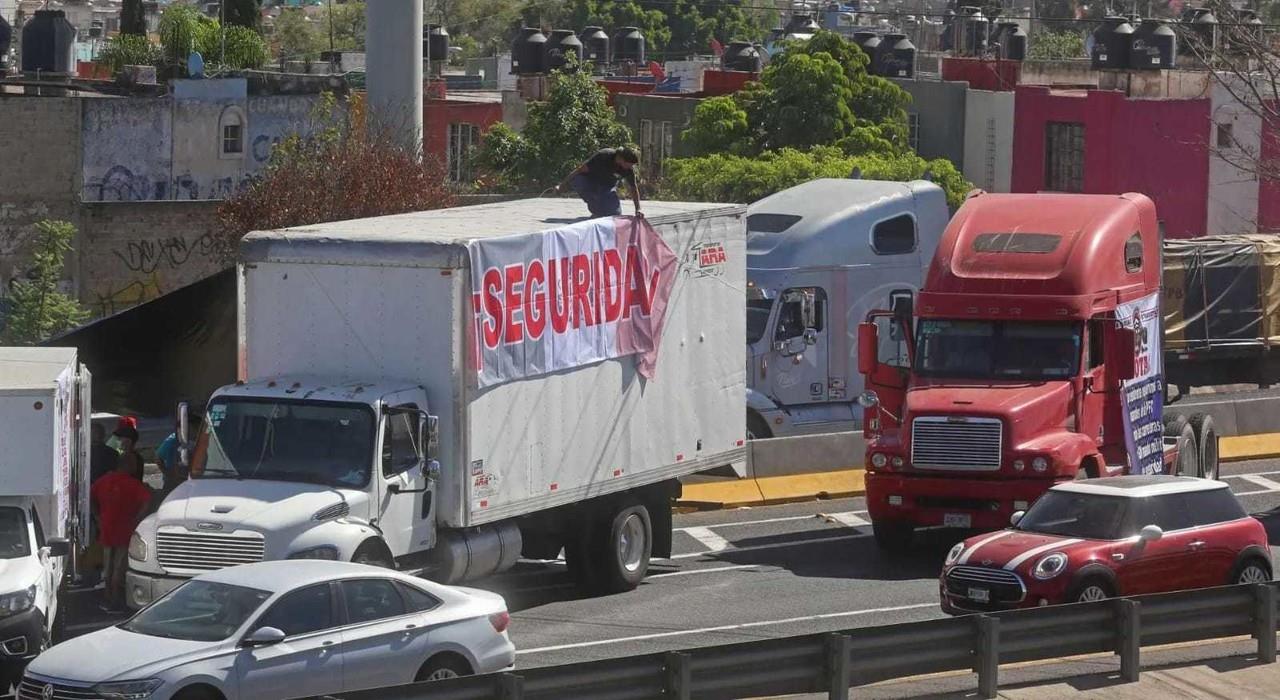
[121,580,271,642]
[1014,491,1135,540]
[199,398,376,489]
[915,320,1082,380]
[0,508,30,560]
[747,299,773,344]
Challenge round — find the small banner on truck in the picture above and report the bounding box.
[1119,292,1164,475]
[468,216,678,389]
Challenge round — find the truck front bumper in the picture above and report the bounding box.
[0,607,45,680]
[866,471,1059,531]
[126,569,188,610]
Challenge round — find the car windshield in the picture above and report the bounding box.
[1015,491,1134,540]
[199,398,375,489]
[747,298,773,344]
[915,320,1082,380]
[0,508,30,560]
[121,580,271,642]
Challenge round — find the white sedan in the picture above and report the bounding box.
[18,561,514,700]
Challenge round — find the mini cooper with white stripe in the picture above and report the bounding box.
[939,476,1270,614]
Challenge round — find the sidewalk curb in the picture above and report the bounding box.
[675,433,1280,511]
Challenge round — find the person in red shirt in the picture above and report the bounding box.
[91,458,152,611]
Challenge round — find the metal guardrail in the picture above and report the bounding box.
[307,582,1279,700]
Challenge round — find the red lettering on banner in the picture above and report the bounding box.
[603,248,624,322]
[550,258,571,334]
[503,264,524,345]
[592,251,603,325]
[572,254,594,328]
[525,260,546,340]
[482,268,503,349]
[623,245,652,318]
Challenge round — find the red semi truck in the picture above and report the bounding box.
[856,191,1219,549]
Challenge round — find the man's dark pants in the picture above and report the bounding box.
[571,174,622,217]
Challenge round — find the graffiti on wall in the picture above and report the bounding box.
[91,273,165,317]
[112,233,217,275]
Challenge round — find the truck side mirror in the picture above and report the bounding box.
[1112,327,1137,381]
[420,414,439,461]
[178,401,190,445]
[46,537,70,557]
[857,322,878,376]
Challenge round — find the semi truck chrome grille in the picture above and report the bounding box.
[156,530,266,572]
[910,416,1002,471]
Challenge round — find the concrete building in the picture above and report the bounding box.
[424,89,503,183]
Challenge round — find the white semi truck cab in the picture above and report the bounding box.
[127,199,747,608]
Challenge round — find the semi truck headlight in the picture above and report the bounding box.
[129,532,148,562]
[1013,459,1025,471]
[945,542,965,565]
[870,453,888,468]
[0,585,35,618]
[1033,552,1069,580]
[891,456,904,467]
[93,678,164,699]
[289,545,340,560]
[1032,457,1049,472]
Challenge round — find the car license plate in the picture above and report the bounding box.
[968,587,990,603]
[944,513,972,528]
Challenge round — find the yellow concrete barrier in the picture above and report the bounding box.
[678,469,865,510]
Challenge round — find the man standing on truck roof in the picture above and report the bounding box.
[555,146,642,218]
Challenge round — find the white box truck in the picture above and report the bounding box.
[0,348,89,690]
[126,199,746,608]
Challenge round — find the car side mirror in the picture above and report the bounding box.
[803,328,818,346]
[1010,511,1025,527]
[243,626,286,647]
[177,401,191,468]
[46,537,70,557]
[1139,524,1163,542]
[857,391,880,409]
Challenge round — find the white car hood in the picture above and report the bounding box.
[0,555,41,593]
[158,478,365,531]
[27,626,219,683]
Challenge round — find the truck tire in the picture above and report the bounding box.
[569,500,653,596]
[1189,413,1219,480]
[872,520,913,551]
[1164,414,1199,478]
[747,411,773,440]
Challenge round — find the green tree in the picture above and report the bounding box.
[224,0,261,30]
[273,8,323,61]
[473,59,632,190]
[219,25,269,69]
[97,34,161,73]
[120,0,147,36]
[2,221,89,345]
[321,0,365,52]
[158,4,216,65]
[682,96,750,156]
[1028,31,1086,60]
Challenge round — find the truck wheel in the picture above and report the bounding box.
[352,540,394,568]
[1189,413,1219,480]
[747,411,772,440]
[571,501,653,596]
[872,521,913,551]
[1164,414,1199,477]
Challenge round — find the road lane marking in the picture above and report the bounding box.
[507,564,764,593]
[675,509,870,532]
[516,602,938,654]
[827,512,870,529]
[669,533,863,559]
[1238,474,1280,492]
[684,526,731,552]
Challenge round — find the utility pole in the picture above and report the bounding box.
[220,0,226,67]
[328,0,335,72]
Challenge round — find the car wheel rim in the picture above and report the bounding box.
[1240,565,1269,584]
[619,513,646,573]
[428,668,459,681]
[1078,585,1107,602]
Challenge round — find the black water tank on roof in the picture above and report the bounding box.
[0,15,11,65]
[1231,9,1263,53]
[21,10,75,74]
[722,40,762,72]
[511,27,547,75]
[787,13,820,34]
[424,24,449,62]
[1132,19,1175,69]
[580,26,609,62]
[1180,8,1217,54]
[1003,22,1028,60]
[613,26,646,63]
[545,29,583,70]
[1090,16,1133,69]
[941,8,956,52]
[880,33,915,78]
[959,7,988,56]
[854,31,881,70]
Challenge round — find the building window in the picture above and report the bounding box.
[908,112,920,152]
[447,122,480,183]
[219,107,245,159]
[1217,122,1235,149]
[1044,122,1084,193]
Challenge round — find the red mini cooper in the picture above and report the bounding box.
[940,476,1271,614]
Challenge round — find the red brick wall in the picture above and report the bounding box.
[423,99,503,163]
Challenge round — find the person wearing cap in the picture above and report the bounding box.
[555,146,643,218]
[112,420,144,482]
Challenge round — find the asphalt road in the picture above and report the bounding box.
[53,458,1280,679]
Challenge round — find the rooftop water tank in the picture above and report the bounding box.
[613,26,645,63]
[1090,16,1134,69]
[580,26,609,63]
[854,31,882,71]
[545,29,583,70]
[958,7,988,56]
[424,24,449,62]
[511,27,547,75]
[1180,8,1217,55]
[879,33,915,78]
[0,15,12,66]
[1132,19,1175,69]
[992,21,1027,60]
[941,7,957,52]
[21,9,75,74]
[722,40,762,72]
